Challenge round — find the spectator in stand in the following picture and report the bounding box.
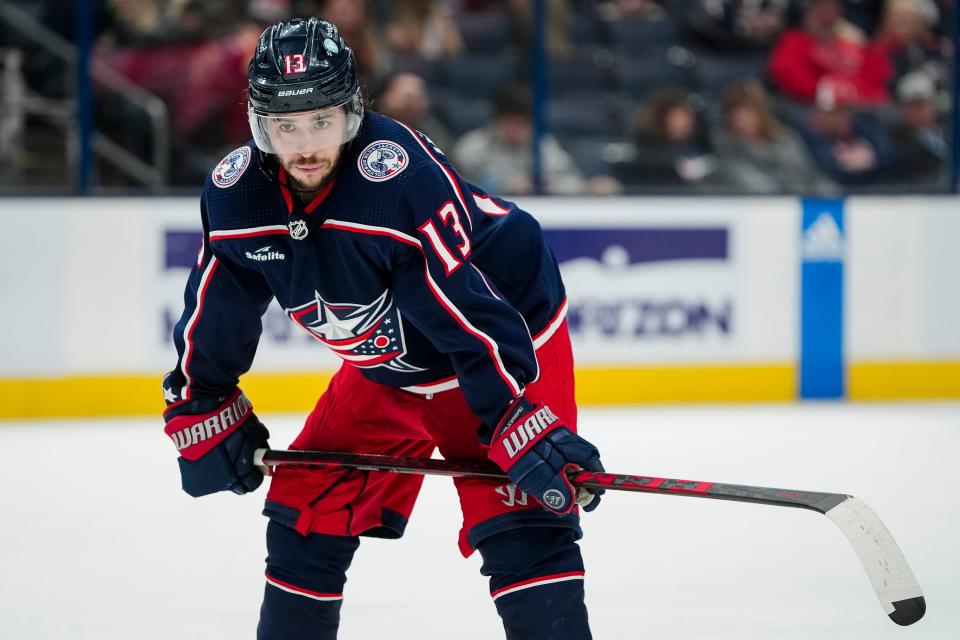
[611,89,720,189]
[678,0,792,52]
[595,0,668,21]
[452,85,586,195]
[768,0,891,107]
[713,81,836,194]
[459,0,574,57]
[96,17,263,182]
[97,0,167,46]
[248,0,293,24]
[796,84,899,184]
[839,0,885,35]
[885,71,947,184]
[98,0,245,47]
[384,0,463,62]
[869,0,945,90]
[307,0,388,82]
[375,71,455,153]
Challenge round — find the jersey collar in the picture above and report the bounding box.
[277,166,337,215]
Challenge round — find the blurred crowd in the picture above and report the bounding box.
[7,0,955,193]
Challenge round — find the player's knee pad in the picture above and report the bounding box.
[257,520,360,640]
[477,527,591,640]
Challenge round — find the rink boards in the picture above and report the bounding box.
[0,195,958,418]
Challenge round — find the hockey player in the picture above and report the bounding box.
[162,17,604,640]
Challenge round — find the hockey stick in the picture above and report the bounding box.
[253,448,925,626]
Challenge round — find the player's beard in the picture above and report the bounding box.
[282,152,342,197]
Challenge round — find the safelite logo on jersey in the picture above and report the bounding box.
[245,245,286,262]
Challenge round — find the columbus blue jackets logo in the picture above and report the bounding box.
[212,146,251,189]
[286,289,425,372]
[358,141,408,182]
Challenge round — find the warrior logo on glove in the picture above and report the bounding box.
[485,396,604,515]
[499,404,560,459]
[164,390,253,461]
[542,489,567,510]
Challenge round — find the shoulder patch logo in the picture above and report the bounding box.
[212,146,251,189]
[358,140,409,182]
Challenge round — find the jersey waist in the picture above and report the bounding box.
[398,298,568,396]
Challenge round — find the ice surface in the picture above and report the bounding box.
[1,403,957,639]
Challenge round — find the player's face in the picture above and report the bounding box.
[277,144,343,192]
[268,109,349,191]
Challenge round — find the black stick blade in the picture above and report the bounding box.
[888,596,926,626]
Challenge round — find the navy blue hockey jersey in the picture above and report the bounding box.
[163,112,568,428]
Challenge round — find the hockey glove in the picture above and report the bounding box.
[484,397,604,515]
[163,389,270,497]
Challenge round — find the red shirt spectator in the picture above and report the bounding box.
[98,24,259,144]
[869,0,944,87]
[768,0,892,106]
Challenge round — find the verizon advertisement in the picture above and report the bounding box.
[529,197,798,365]
[547,227,734,363]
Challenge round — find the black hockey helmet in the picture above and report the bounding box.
[247,17,364,153]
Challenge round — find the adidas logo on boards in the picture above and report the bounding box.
[802,212,844,262]
[245,245,286,262]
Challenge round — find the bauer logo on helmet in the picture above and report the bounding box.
[277,88,314,97]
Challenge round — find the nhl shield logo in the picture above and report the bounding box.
[358,141,409,182]
[212,146,251,189]
[289,218,308,240]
